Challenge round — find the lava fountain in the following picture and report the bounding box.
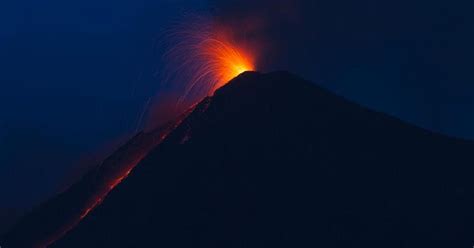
[192,37,255,91]
[158,16,257,108]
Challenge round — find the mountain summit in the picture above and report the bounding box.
[4,71,474,248]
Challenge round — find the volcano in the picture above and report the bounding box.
[3,71,474,248]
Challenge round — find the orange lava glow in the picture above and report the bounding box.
[38,153,149,248]
[161,17,257,107]
[193,37,255,92]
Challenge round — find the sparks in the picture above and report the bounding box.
[159,16,257,107]
[192,37,255,92]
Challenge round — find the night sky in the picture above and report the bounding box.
[1,0,473,217]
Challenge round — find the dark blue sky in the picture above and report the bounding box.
[1,0,474,213]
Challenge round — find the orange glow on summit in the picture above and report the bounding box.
[195,37,255,91]
[160,17,257,106]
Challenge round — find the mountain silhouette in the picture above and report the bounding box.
[3,71,474,248]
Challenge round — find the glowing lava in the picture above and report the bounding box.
[160,17,257,107]
[37,112,191,248]
[191,37,255,92]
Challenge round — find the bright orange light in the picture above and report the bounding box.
[159,17,257,107]
[196,38,255,91]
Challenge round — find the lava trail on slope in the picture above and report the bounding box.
[1,108,194,248]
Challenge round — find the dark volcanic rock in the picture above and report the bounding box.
[6,71,474,247]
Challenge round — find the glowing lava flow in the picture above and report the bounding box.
[38,112,191,248]
[37,155,146,248]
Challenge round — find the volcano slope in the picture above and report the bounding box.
[7,71,474,247]
[0,119,186,248]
